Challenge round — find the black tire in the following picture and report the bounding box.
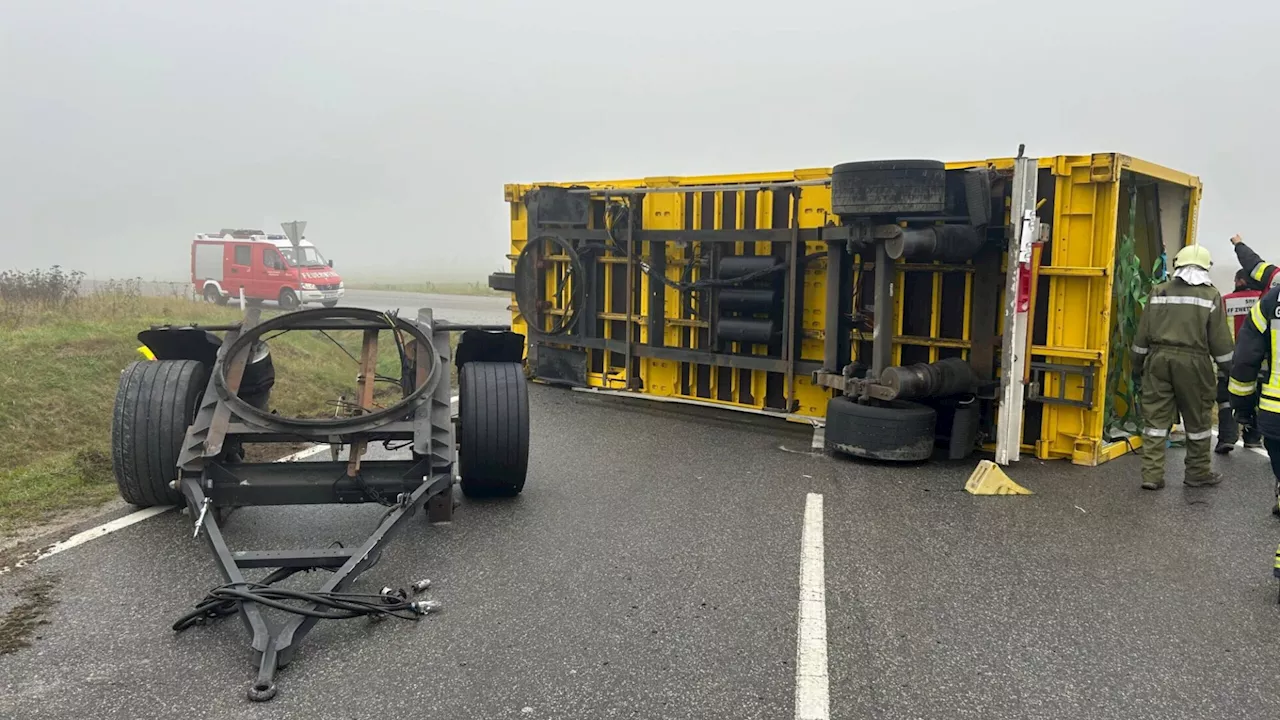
[321,299,339,308]
[203,284,227,305]
[824,396,936,462]
[831,159,946,217]
[458,362,529,498]
[111,360,208,506]
[278,288,300,311]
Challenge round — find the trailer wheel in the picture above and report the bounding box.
[831,159,946,217]
[278,288,300,311]
[824,396,936,462]
[111,359,208,506]
[203,284,228,305]
[458,362,529,498]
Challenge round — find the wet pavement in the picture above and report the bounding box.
[2,387,1278,719]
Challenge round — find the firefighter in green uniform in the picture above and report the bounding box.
[1228,282,1280,517]
[1131,245,1235,490]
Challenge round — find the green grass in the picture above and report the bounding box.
[0,294,445,537]
[345,280,504,297]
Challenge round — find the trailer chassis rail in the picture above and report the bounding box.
[126,306,529,702]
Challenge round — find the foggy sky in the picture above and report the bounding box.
[2,1,1277,284]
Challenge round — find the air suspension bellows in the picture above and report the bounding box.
[718,288,777,312]
[717,317,778,345]
[717,256,779,279]
[712,254,785,349]
[879,357,976,399]
[884,224,985,263]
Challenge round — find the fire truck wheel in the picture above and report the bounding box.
[203,284,227,305]
[278,288,300,311]
[824,396,937,462]
[831,159,946,217]
[111,359,208,506]
[458,362,529,498]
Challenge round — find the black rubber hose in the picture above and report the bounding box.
[513,234,585,337]
[212,307,442,438]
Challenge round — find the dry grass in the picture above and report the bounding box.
[0,291,446,537]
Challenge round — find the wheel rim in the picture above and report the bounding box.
[280,290,298,309]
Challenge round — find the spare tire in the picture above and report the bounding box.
[824,396,936,462]
[111,359,208,506]
[831,159,946,217]
[458,362,530,498]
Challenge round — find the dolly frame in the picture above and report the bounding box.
[166,306,500,701]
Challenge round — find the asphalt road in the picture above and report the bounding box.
[85,280,513,327]
[3,388,1280,719]
[337,289,511,326]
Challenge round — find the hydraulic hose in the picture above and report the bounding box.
[513,234,585,337]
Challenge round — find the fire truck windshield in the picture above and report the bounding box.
[279,247,328,267]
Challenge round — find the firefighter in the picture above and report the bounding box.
[1131,245,1235,490]
[1231,233,1280,290]
[1228,282,1280,517]
[1216,268,1265,453]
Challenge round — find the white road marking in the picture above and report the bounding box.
[1211,428,1270,458]
[277,444,330,462]
[4,393,464,572]
[274,394,460,462]
[1,505,175,575]
[811,425,825,450]
[795,492,829,720]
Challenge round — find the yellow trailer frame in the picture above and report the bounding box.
[498,153,1201,466]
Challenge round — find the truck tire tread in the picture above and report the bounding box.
[831,159,947,217]
[111,360,207,506]
[458,362,529,498]
[824,396,937,462]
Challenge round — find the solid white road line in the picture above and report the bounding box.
[5,393,466,573]
[28,505,174,566]
[274,394,461,463]
[277,444,330,462]
[795,492,830,720]
[1211,428,1270,458]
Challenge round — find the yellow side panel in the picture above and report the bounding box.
[504,153,1201,463]
[1036,156,1119,464]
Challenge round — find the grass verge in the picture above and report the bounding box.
[0,293,444,537]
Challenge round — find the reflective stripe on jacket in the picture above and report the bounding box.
[1230,286,1280,432]
[1236,241,1280,290]
[1131,278,1235,370]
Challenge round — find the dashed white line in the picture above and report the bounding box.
[811,425,825,451]
[795,492,829,720]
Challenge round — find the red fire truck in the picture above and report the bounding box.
[191,229,344,310]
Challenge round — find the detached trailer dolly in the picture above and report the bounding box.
[110,306,530,702]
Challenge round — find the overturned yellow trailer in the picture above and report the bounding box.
[490,152,1201,466]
